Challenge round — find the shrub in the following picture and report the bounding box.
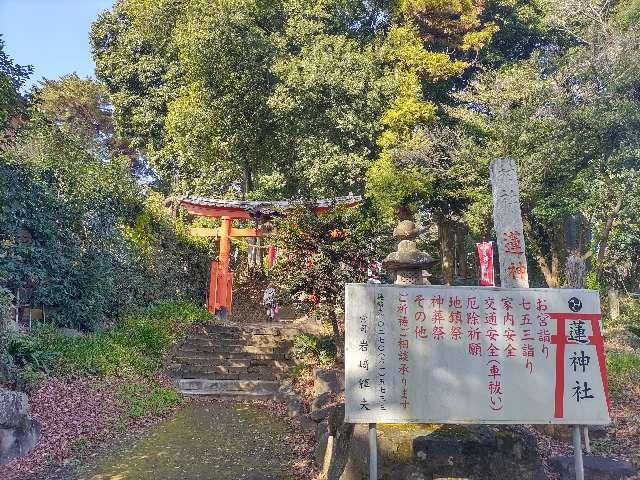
[272,204,390,359]
[0,140,210,332]
[6,332,59,374]
[292,333,336,365]
[4,301,213,379]
[117,382,182,419]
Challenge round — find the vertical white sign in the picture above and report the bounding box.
[489,158,529,288]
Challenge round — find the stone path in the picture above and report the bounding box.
[75,401,295,480]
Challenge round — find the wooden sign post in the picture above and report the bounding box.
[489,158,529,289]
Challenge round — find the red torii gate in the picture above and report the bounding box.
[180,195,361,315]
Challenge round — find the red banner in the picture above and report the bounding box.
[476,241,495,286]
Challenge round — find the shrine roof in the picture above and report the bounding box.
[180,195,362,219]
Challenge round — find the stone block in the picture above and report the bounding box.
[286,397,304,418]
[549,455,637,480]
[413,425,546,480]
[533,424,609,443]
[0,390,27,428]
[315,432,330,467]
[0,389,40,466]
[313,368,344,396]
[316,420,328,440]
[341,423,545,480]
[310,405,335,423]
[328,404,345,436]
[297,414,317,432]
[326,417,353,480]
[312,391,333,412]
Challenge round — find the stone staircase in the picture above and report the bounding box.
[167,322,300,399]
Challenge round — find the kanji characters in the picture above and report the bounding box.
[503,231,524,255]
[570,350,590,373]
[507,261,527,280]
[568,320,589,344]
[415,325,428,339]
[572,381,595,402]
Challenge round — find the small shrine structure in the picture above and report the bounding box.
[179,195,361,315]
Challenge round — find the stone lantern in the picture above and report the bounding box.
[382,220,437,285]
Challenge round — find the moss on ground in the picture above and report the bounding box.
[76,402,295,480]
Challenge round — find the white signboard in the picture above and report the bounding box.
[489,158,530,288]
[345,284,610,425]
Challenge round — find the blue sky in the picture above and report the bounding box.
[0,0,115,90]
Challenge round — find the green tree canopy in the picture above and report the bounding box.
[449,0,640,287]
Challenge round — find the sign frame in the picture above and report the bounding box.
[344,283,610,426]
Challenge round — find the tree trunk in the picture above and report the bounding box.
[532,228,566,288]
[456,224,469,280]
[437,216,455,285]
[534,253,557,288]
[242,162,253,199]
[564,253,587,288]
[329,307,344,360]
[608,287,620,320]
[596,195,624,276]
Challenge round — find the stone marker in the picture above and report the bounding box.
[0,389,40,465]
[326,404,354,480]
[489,157,529,288]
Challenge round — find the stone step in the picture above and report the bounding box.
[169,363,290,375]
[172,358,295,371]
[203,325,301,338]
[227,351,289,360]
[176,379,281,397]
[170,322,298,388]
[204,325,282,335]
[182,339,291,350]
[175,368,285,381]
[177,343,288,354]
[249,359,295,368]
[173,352,225,361]
[183,365,249,374]
[187,335,291,347]
[173,356,291,367]
[200,364,286,374]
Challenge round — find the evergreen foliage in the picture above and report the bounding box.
[271,204,390,356]
[0,43,210,330]
[5,302,212,379]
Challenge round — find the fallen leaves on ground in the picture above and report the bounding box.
[0,374,181,480]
